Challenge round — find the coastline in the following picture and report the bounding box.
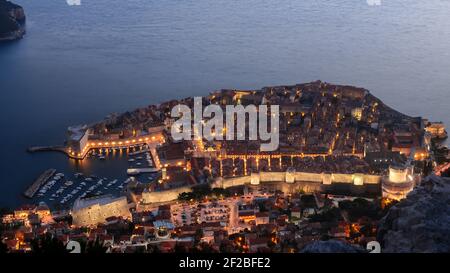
[0,26,25,42]
[0,0,26,42]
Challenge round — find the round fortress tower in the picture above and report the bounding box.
[382,164,415,201]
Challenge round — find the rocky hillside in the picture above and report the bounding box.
[377,175,450,253]
[0,0,26,42]
[300,240,366,253]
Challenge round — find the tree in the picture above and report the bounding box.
[0,240,7,254]
[339,198,378,221]
[194,229,203,245]
[85,237,108,254]
[31,233,68,254]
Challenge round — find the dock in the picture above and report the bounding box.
[24,169,56,198]
[127,168,159,175]
[129,148,150,156]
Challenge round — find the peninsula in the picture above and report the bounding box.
[9,81,448,253]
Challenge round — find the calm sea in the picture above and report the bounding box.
[0,0,449,207]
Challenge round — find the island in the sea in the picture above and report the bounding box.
[0,0,25,42]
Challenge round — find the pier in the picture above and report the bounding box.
[28,132,165,160]
[129,148,150,156]
[127,168,159,175]
[24,169,56,198]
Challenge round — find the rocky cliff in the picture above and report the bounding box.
[377,175,450,253]
[0,0,26,42]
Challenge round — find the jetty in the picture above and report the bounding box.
[127,168,159,175]
[27,146,67,153]
[129,148,150,156]
[24,169,56,198]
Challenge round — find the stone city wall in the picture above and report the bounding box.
[141,185,195,204]
[71,196,132,227]
[141,171,382,204]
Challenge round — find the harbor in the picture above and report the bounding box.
[21,144,160,209]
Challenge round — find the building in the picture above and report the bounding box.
[71,195,132,227]
[255,212,270,225]
[67,125,90,157]
[351,107,363,121]
[425,122,448,139]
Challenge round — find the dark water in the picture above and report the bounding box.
[0,0,449,207]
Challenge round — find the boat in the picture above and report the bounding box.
[99,156,106,160]
[128,159,135,163]
[65,181,74,186]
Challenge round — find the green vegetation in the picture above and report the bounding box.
[338,198,378,221]
[178,184,232,202]
[300,194,316,208]
[0,15,18,35]
[309,207,342,222]
[30,233,68,254]
[85,237,108,254]
[0,0,23,36]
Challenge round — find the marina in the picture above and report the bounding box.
[23,146,159,209]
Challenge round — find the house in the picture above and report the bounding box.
[255,212,270,225]
[238,211,256,223]
[247,237,269,253]
[117,235,132,245]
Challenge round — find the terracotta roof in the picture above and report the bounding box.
[248,237,269,246]
[255,212,269,218]
[238,211,256,217]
